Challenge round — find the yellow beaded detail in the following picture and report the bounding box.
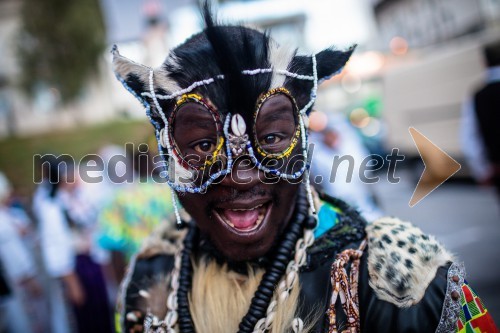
[171,93,224,170]
[175,93,205,106]
[200,137,225,170]
[253,87,301,159]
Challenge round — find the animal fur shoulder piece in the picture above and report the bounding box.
[136,222,186,259]
[365,217,454,308]
[118,223,186,332]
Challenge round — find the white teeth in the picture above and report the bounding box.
[216,204,267,231]
[255,211,264,227]
[230,204,263,212]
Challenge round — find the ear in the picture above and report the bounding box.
[285,45,355,114]
[112,45,181,101]
[289,45,356,83]
[315,45,356,82]
[111,45,151,100]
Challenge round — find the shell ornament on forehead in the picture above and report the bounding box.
[111,19,355,227]
[229,114,248,157]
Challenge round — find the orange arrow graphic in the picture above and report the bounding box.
[409,127,461,207]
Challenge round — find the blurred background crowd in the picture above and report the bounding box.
[0,0,499,331]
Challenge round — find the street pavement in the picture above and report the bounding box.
[371,171,500,322]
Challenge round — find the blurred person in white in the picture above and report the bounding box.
[309,114,383,221]
[96,144,134,198]
[32,156,113,333]
[0,172,42,333]
[461,40,500,200]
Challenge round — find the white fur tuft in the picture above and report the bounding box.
[268,42,295,89]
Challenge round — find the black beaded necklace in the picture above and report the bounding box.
[175,187,316,333]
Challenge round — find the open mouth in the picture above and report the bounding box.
[213,202,271,232]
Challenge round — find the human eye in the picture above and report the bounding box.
[192,140,216,153]
[260,134,283,146]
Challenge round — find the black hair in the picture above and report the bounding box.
[162,4,272,125]
[114,2,356,128]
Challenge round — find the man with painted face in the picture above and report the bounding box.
[112,8,497,333]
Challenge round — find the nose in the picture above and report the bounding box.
[219,155,262,190]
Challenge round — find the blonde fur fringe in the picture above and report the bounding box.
[189,258,311,333]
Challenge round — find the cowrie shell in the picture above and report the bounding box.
[265,311,275,328]
[255,318,266,331]
[266,300,277,315]
[286,271,297,288]
[159,128,167,148]
[292,318,304,333]
[279,290,289,302]
[139,290,150,299]
[167,293,177,310]
[231,114,246,136]
[304,230,314,247]
[165,310,178,326]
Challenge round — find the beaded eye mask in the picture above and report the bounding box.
[253,87,301,160]
[164,87,303,190]
[149,54,318,194]
[168,93,225,172]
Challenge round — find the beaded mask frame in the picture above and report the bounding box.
[168,93,225,172]
[113,51,318,193]
[253,87,301,160]
[167,87,302,181]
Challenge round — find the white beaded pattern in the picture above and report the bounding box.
[162,248,183,332]
[149,70,183,226]
[140,69,314,101]
[252,223,317,333]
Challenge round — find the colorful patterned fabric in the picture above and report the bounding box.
[97,182,174,260]
[457,280,498,333]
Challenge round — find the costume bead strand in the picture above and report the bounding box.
[140,68,315,101]
[252,215,317,333]
[177,225,198,332]
[149,69,186,227]
[298,54,318,116]
[328,240,367,333]
[239,189,310,333]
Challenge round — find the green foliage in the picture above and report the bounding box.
[18,0,106,103]
[0,120,152,196]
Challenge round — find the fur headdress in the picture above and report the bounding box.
[112,7,355,124]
